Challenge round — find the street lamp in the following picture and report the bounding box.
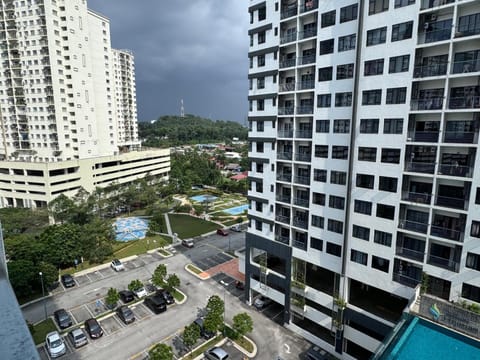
[39,271,47,320]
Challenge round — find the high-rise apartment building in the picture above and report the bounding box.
[246,0,480,358]
[0,0,169,208]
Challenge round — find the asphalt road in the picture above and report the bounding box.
[24,231,311,360]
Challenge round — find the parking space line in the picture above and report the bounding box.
[69,310,78,325]
[44,345,52,360]
[85,304,95,317]
[271,310,284,320]
[112,314,126,328]
[96,271,105,278]
[84,273,93,283]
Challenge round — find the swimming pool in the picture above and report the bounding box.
[114,217,149,241]
[190,195,218,202]
[386,317,480,360]
[224,204,249,215]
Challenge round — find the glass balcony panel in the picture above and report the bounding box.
[405,161,435,174]
[298,28,317,40]
[438,164,472,177]
[413,63,448,78]
[278,106,294,115]
[428,254,459,272]
[281,5,298,20]
[296,106,313,114]
[402,191,432,205]
[295,129,312,138]
[279,83,295,92]
[399,219,428,234]
[396,247,425,262]
[280,32,297,44]
[410,98,443,111]
[277,129,293,138]
[298,54,315,65]
[297,80,315,90]
[294,175,310,185]
[430,225,462,241]
[435,195,466,210]
[275,235,290,244]
[294,197,309,207]
[276,215,290,224]
[293,218,308,229]
[443,131,474,144]
[279,58,296,69]
[276,194,291,203]
[448,96,480,109]
[408,131,439,142]
[295,152,311,162]
[452,60,480,74]
[293,239,307,250]
[393,272,421,288]
[420,0,454,10]
[277,152,293,160]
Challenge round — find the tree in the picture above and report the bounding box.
[182,323,200,352]
[7,260,36,298]
[152,264,167,287]
[204,295,224,333]
[48,194,76,224]
[149,343,174,360]
[165,274,180,293]
[39,261,58,290]
[39,224,83,268]
[128,279,144,292]
[232,312,253,339]
[105,288,119,309]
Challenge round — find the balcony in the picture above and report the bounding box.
[420,0,454,10]
[396,246,425,262]
[278,106,294,115]
[399,219,428,234]
[420,21,452,44]
[295,129,312,138]
[443,131,475,144]
[427,254,459,272]
[405,161,435,174]
[437,163,472,177]
[280,58,296,68]
[402,191,432,205]
[275,234,290,245]
[296,106,313,114]
[298,28,317,40]
[452,60,480,74]
[455,24,480,39]
[448,96,480,109]
[410,97,443,111]
[293,239,307,251]
[301,0,318,13]
[281,5,298,20]
[392,272,422,288]
[279,83,295,92]
[435,194,466,210]
[295,152,311,162]
[294,175,310,185]
[293,217,308,229]
[277,129,293,138]
[297,54,315,65]
[280,32,297,44]
[297,80,314,90]
[413,63,448,78]
[293,197,309,208]
[430,225,463,241]
[407,130,439,142]
[276,215,291,224]
[277,152,293,160]
[276,194,291,203]
[276,173,292,182]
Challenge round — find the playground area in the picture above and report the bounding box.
[114,217,149,241]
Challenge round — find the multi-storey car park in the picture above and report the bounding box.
[0,0,169,208]
[246,0,480,358]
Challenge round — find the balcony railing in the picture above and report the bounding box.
[293,218,308,229]
[410,98,443,111]
[277,129,293,138]
[407,130,439,142]
[399,219,428,234]
[396,247,425,262]
[294,175,310,185]
[438,164,472,177]
[298,28,317,40]
[455,25,480,38]
[428,254,459,272]
[413,63,448,78]
[452,60,480,74]
[297,80,315,90]
[298,54,316,65]
[295,152,311,162]
[393,272,421,288]
[279,58,296,68]
[295,129,312,138]
[296,105,313,114]
[301,0,318,13]
[279,83,295,92]
[276,194,291,203]
[281,5,298,20]
[277,152,293,160]
[405,161,435,174]
[402,191,432,205]
[430,225,463,242]
[435,195,466,210]
[293,239,307,250]
[280,32,297,44]
[448,96,480,109]
[278,106,294,115]
[276,173,292,182]
[294,197,309,207]
[276,215,290,224]
[275,235,290,244]
[443,131,475,144]
[420,26,452,44]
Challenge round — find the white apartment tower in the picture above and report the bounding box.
[247,0,480,358]
[0,0,169,208]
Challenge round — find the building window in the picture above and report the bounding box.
[376,204,395,219]
[256,142,264,152]
[353,225,370,241]
[364,58,384,76]
[366,27,387,46]
[471,221,480,238]
[336,63,354,80]
[338,34,356,52]
[362,89,382,105]
[354,200,372,215]
[328,219,343,235]
[329,195,345,210]
[360,118,379,133]
[356,174,374,189]
[330,171,347,185]
[320,39,334,55]
[255,220,263,231]
[381,148,401,163]
[391,21,413,42]
[457,13,480,37]
[317,94,331,108]
[332,146,349,159]
[340,4,358,23]
[257,54,265,67]
[258,31,266,44]
[379,176,397,192]
[257,77,265,89]
[389,55,410,73]
[476,187,480,204]
[312,215,324,228]
[333,119,350,133]
[374,230,392,247]
[386,87,407,104]
[314,169,327,182]
[314,145,328,158]
[321,10,336,28]
[326,242,342,256]
[335,92,352,107]
[257,99,264,111]
[316,119,330,133]
[394,0,415,8]
[369,0,389,15]
[351,250,368,265]
[318,67,333,82]
[313,192,326,206]
[384,118,403,134]
[462,283,480,303]
[310,237,323,251]
[258,6,266,21]
[256,121,264,132]
[372,256,390,272]
[466,253,480,271]
[358,147,377,161]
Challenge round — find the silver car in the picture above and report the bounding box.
[69,328,88,348]
[204,347,229,360]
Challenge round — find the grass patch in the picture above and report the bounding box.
[172,288,185,302]
[31,318,57,345]
[168,214,218,238]
[158,248,171,256]
[187,264,203,274]
[113,235,171,259]
[189,335,224,358]
[234,336,254,353]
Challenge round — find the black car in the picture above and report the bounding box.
[117,305,135,324]
[235,281,245,290]
[61,274,75,288]
[119,290,135,303]
[194,317,215,340]
[84,318,103,339]
[54,309,72,329]
[157,289,174,305]
[144,294,167,314]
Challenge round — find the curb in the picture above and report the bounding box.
[73,254,138,277]
[20,293,53,309]
[232,334,257,358]
[184,264,210,280]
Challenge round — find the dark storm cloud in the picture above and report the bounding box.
[87,0,249,123]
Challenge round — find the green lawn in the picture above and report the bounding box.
[31,318,56,345]
[168,214,218,238]
[113,235,171,259]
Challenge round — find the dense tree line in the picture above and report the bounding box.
[139,115,247,147]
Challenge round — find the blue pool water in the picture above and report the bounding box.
[114,217,149,241]
[190,195,218,202]
[224,204,249,215]
[389,318,480,360]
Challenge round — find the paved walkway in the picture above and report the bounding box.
[164,213,172,236]
[205,258,245,282]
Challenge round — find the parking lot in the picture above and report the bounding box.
[193,251,233,271]
[211,273,244,300]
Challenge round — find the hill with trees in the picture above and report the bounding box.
[138,115,247,147]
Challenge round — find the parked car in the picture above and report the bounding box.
[110,259,125,272]
[254,296,272,309]
[84,318,103,339]
[45,331,66,358]
[181,239,194,248]
[230,224,242,232]
[54,309,72,329]
[61,274,75,288]
[119,290,135,303]
[194,317,215,340]
[216,228,229,236]
[144,294,167,314]
[68,328,88,349]
[204,347,229,360]
[117,305,135,324]
[235,281,245,290]
[157,289,174,305]
[133,286,148,298]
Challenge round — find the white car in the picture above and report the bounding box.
[254,296,272,309]
[133,286,148,298]
[46,331,66,358]
[110,259,125,271]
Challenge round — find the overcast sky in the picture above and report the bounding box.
[88,0,249,124]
